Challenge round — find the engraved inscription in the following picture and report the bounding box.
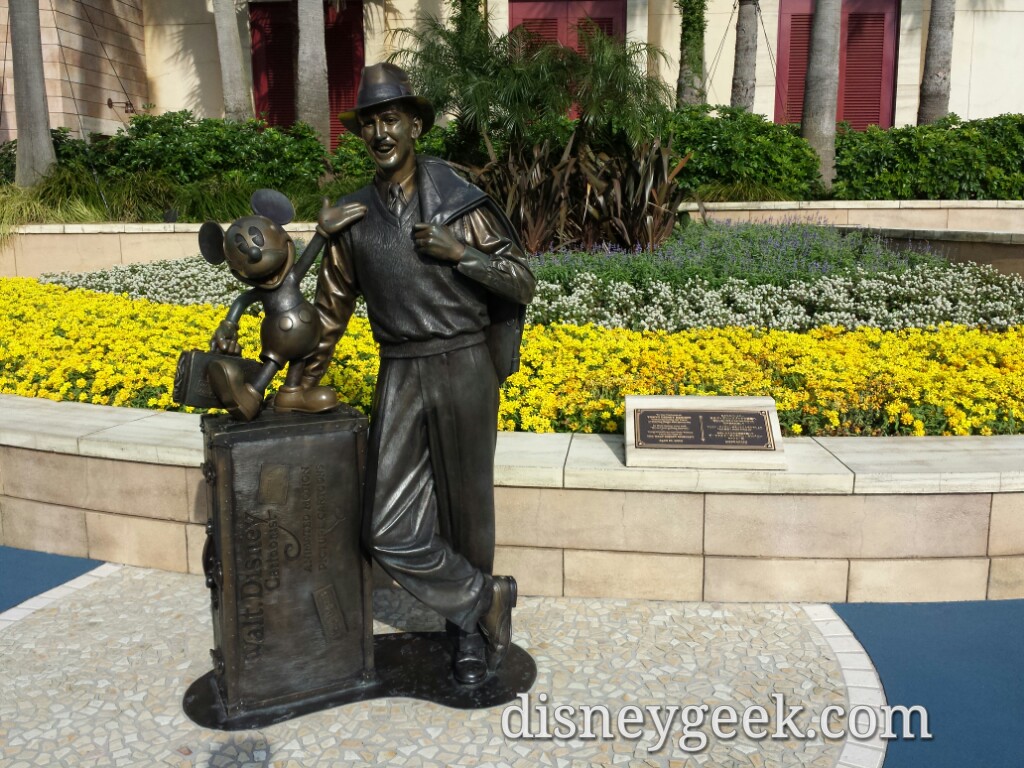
[636,412,701,444]
[635,409,775,451]
[301,467,314,573]
[239,511,266,666]
[316,464,329,572]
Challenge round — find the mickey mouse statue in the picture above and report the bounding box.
[197,189,339,421]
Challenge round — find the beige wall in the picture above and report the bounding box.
[947,0,1024,120]
[0,0,148,142]
[140,0,229,118]
[5,0,1021,139]
[645,0,1024,125]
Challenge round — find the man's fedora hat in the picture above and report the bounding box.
[339,63,435,134]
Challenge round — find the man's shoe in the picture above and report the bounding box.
[478,575,517,672]
[273,384,338,413]
[452,631,488,687]
[207,360,262,421]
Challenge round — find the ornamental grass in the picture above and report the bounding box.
[3,278,1023,437]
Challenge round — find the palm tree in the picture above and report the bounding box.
[730,0,758,111]
[572,26,672,151]
[393,2,573,162]
[10,0,56,185]
[211,0,253,121]
[801,0,842,189]
[917,0,955,124]
[676,0,708,106]
[295,0,330,143]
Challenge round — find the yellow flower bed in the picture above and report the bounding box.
[3,278,1024,436]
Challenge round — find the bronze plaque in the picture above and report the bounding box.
[635,409,775,451]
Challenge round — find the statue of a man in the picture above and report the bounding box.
[290,63,535,686]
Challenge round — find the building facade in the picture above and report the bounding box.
[1,0,1022,146]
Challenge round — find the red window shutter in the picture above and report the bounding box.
[521,17,561,44]
[840,13,885,129]
[325,1,365,148]
[250,2,297,128]
[775,0,897,129]
[569,1,624,50]
[839,0,898,129]
[777,12,812,124]
[509,0,624,49]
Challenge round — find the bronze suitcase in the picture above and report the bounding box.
[198,408,374,722]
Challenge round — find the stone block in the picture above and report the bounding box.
[186,522,206,576]
[118,232,202,264]
[705,493,990,558]
[0,398,152,454]
[988,556,1024,599]
[0,238,16,277]
[946,207,1024,234]
[847,209,949,230]
[0,496,88,557]
[704,557,848,602]
[563,550,702,600]
[494,546,563,597]
[847,559,989,602]
[86,512,188,572]
[77,410,203,465]
[754,209,850,225]
[186,467,210,525]
[818,435,1023,493]
[14,232,122,276]
[495,487,703,554]
[565,434,853,494]
[989,493,1024,556]
[1,448,194,522]
[493,431,570,488]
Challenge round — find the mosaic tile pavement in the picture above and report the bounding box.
[1,566,858,768]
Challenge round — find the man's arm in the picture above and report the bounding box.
[300,233,359,388]
[413,206,535,306]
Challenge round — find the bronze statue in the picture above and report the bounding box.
[196,190,339,421]
[287,63,536,687]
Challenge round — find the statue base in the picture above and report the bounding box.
[183,632,537,730]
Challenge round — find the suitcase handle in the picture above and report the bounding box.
[202,521,222,598]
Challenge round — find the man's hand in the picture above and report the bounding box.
[318,199,367,237]
[210,319,241,356]
[413,223,466,262]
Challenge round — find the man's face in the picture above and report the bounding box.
[359,105,422,178]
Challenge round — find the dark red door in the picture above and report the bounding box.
[775,0,898,130]
[325,2,364,147]
[250,1,364,149]
[250,2,297,128]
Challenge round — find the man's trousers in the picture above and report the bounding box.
[363,341,498,632]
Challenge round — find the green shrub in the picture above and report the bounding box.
[665,105,821,200]
[834,114,1024,199]
[94,111,330,190]
[0,140,13,184]
[0,127,95,184]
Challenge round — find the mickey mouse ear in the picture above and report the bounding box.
[251,189,295,226]
[198,221,226,265]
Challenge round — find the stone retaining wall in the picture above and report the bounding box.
[1,396,1021,603]
[682,200,1024,233]
[4,201,1024,278]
